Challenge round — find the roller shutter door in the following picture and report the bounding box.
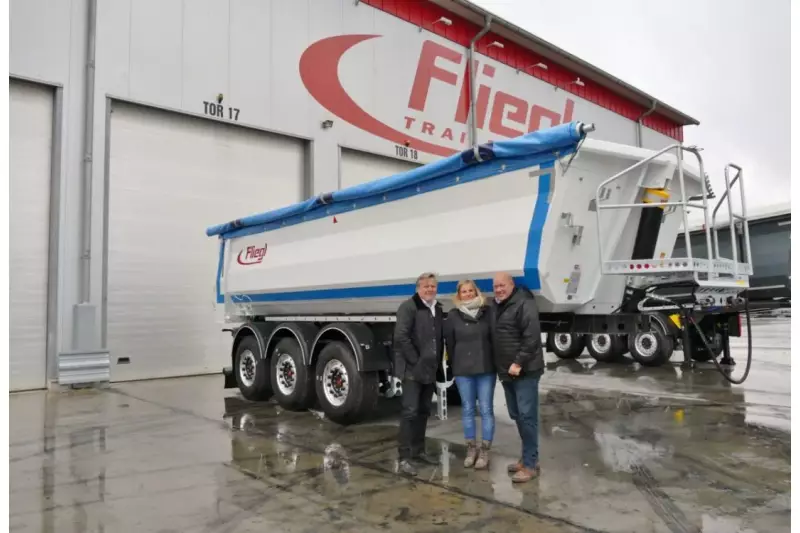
[107,103,305,381]
[340,147,421,189]
[9,80,54,391]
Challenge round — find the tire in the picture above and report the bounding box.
[315,341,379,425]
[269,337,315,411]
[628,318,674,367]
[234,336,273,401]
[585,333,627,363]
[547,332,585,359]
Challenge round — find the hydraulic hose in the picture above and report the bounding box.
[644,291,753,384]
[688,297,753,385]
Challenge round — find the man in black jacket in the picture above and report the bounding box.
[393,272,444,476]
[490,272,544,483]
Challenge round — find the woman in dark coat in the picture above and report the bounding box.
[444,279,496,469]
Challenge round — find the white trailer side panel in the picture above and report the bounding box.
[107,103,305,381]
[9,80,54,391]
[339,147,421,189]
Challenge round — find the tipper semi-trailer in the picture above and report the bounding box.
[207,121,754,424]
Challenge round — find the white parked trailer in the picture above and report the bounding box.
[208,122,753,423]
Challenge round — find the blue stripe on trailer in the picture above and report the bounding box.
[522,161,554,291]
[215,276,528,304]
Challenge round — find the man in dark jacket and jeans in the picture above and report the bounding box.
[491,272,544,483]
[394,272,444,476]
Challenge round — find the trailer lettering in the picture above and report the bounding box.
[237,244,268,265]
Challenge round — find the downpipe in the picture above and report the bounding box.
[635,100,657,148]
[468,15,492,162]
[71,0,99,354]
[80,0,97,304]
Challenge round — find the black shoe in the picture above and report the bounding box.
[398,460,418,476]
[413,452,440,466]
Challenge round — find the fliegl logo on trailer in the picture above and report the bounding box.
[237,244,268,266]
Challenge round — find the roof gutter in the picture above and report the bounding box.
[447,0,700,128]
[635,100,657,147]
[468,14,492,162]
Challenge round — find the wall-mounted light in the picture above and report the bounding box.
[555,76,586,91]
[421,16,452,32]
[321,119,334,129]
[516,62,548,74]
[487,40,504,49]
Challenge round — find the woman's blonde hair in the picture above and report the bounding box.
[452,279,484,306]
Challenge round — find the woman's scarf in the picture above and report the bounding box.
[458,296,483,319]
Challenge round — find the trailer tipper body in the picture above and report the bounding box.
[207,122,753,423]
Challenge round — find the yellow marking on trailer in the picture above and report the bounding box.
[669,313,681,328]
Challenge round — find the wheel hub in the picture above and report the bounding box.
[635,332,658,357]
[276,353,297,395]
[591,334,611,353]
[239,350,257,387]
[323,359,349,408]
[554,334,572,351]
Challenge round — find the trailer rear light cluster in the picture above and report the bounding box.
[626,261,691,270]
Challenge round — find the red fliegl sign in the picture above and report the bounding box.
[300,35,575,157]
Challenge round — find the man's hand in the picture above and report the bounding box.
[509,363,522,376]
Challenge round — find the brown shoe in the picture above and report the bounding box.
[464,440,479,468]
[507,460,523,473]
[511,465,541,483]
[474,441,491,470]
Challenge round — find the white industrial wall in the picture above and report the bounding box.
[340,148,422,189]
[9,80,55,391]
[9,0,683,385]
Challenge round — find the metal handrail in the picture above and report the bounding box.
[595,144,715,284]
[710,163,753,275]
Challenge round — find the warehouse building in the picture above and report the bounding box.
[9,0,698,390]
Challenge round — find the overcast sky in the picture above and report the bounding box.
[473,0,791,221]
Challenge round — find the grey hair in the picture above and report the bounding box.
[415,272,438,287]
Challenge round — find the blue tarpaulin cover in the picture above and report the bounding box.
[206,121,585,238]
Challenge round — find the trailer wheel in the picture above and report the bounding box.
[585,334,627,363]
[270,338,315,411]
[547,332,585,359]
[628,319,674,367]
[315,341,379,425]
[234,336,273,401]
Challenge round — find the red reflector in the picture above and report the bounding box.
[629,264,635,270]
[636,264,642,269]
[333,216,338,224]
[644,264,650,269]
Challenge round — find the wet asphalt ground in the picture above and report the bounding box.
[10,316,790,532]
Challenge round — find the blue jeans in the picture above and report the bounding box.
[454,373,497,442]
[501,375,540,469]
